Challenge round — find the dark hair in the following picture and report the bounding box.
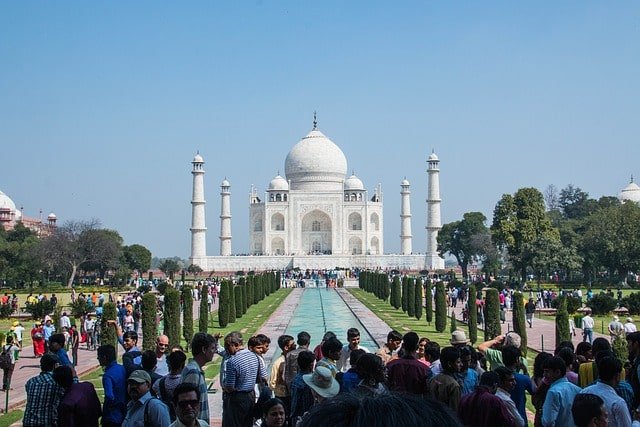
[261,397,285,419]
[479,371,500,388]
[402,332,419,353]
[543,356,567,376]
[52,365,74,388]
[255,334,271,345]
[575,342,592,358]
[387,330,402,342]
[141,350,157,370]
[172,382,201,405]
[322,331,336,342]
[297,351,315,372]
[349,349,366,366]
[40,353,59,372]
[277,335,294,351]
[357,353,385,385]
[424,341,441,362]
[322,337,343,355]
[555,340,575,354]
[347,328,360,340]
[591,337,611,357]
[123,331,138,342]
[494,366,514,382]
[297,331,311,346]
[49,333,66,346]
[167,350,187,372]
[572,393,604,427]
[501,346,521,368]
[439,347,460,373]
[533,352,553,379]
[98,344,117,364]
[296,391,462,427]
[557,347,575,368]
[597,355,622,382]
[192,332,217,356]
[627,331,640,344]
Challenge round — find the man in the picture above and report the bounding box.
[155,350,187,422]
[43,318,56,345]
[283,331,311,393]
[572,394,609,427]
[155,334,170,376]
[375,330,402,365]
[182,332,217,422]
[98,344,127,427]
[427,346,462,412]
[541,356,581,427]
[316,336,343,377]
[582,310,595,344]
[269,334,296,414]
[23,354,64,427]
[459,371,519,427]
[123,370,170,427]
[337,328,369,372]
[525,298,536,328]
[222,332,267,427]
[478,332,528,373]
[141,350,163,386]
[60,311,71,330]
[580,354,633,427]
[84,314,96,350]
[459,345,479,396]
[109,320,143,375]
[503,346,534,426]
[290,351,315,425]
[53,365,102,427]
[386,331,431,396]
[624,318,637,334]
[608,316,624,342]
[49,333,74,372]
[313,331,336,361]
[170,383,210,427]
[495,366,525,427]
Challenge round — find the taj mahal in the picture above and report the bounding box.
[188,118,445,273]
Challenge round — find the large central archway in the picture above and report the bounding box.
[301,210,332,254]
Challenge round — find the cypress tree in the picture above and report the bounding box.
[435,281,447,333]
[229,282,237,323]
[555,296,570,348]
[218,281,229,328]
[425,280,433,324]
[199,284,209,332]
[255,275,262,304]
[239,277,248,315]
[164,288,181,348]
[407,278,416,318]
[101,302,118,349]
[141,293,158,351]
[415,277,423,320]
[182,286,194,350]
[450,311,458,333]
[484,288,501,341]
[276,271,282,290]
[512,291,527,355]
[384,274,391,301]
[246,276,254,308]
[234,285,243,320]
[391,275,401,309]
[402,276,409,312]
[468,285,478,344]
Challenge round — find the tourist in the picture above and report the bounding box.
[531,352,553,427]
[69,324,80,366]
[269,334,296,414]
[10,321,24,361]
[283,331,311,393]
[582,310,595,344]
[424,340,441,372]
[416,337,430,366]
[427,346,462,412]
[386,331,431,396]
[337,328,369,372]
[43,318,56,346]
[170,383,209,427]
[541,356,581,427]
[84,314,96,350]
[502,346,533,425]
[335,349,364,393]
[1,335,19,390]
[312,331,335,361]
[122,370,170,427]
[578,338,611,388]
[222,331,267,427]
[23,354,64,427]
[53,365,102,427]
[458,371,519,427]
[289,350,316,425]
[49,333,74,371]
[182,332,217,422]
[375,330,402,365]
[108,320,143,375]
[354,353,387,396]
[608,315,625,342]
[525,298,537,328]
[154,350,187,422]
[494,366,525,426]
[625,317,638,334]
[459,345,479,396]
[572,394,608,427]
[260,398,286,427]
[141,349,163,386]
[303,366,339,406]
[556,347,578,385]
[478,332,527,373]
[316,336,342,377]
[98,344,127,427]
[155,334,170,376]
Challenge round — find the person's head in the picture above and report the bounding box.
[495,366,516,392]
[557,347,576,370]
[141,350,157,371]
[543,356,567,383]
[321,337,343,361]
[596,354,622,385]
[172,382,201,426]
[123,331,139,351]
[322,331,336,342]
[533,352,553,379]
[303,366,340,402]
[503,332,521,350]
[572,393,608,427]
[97,344,117,367]
[5,335,13,345]
[261,398,286,427]
[479,371,500,393]
[356,353,385,385]
[297,350,315,374]
[52,365,74,389]
[417,337,429,358]
[627,331,640,359]
[440,347,462,374]
[591,337,611,358]
[277,334,296,354]
[297,331,311,347]
[127,370,151,401]
[450,330,470,347]
[576,342,593,361]
[346,328,361,349]
[48,333,66,352]
[501,345,521,370]
[254,334,271,355]
[459,346,473,371]
[45,319,51,325]
[401,332,419,353]
[555,340,575,354]
[349,348,366,368]
[224,332,243,356]
[424,341,441,362]
[191,332,217,362]
[62,312,67,317]
[386,330,402,351]
[155,335,169,356]
[167,350,187,374]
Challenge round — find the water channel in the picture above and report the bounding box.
[284,287,378,350]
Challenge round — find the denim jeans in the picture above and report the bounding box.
[583,328,593,343]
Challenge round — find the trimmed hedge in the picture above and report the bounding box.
[229,281,237,324]
[435,281,447,333]
[234,285,243,319]
[101,302,118,349]
[199,284,209,333]
[182,287,194,350]
[402,276,409,313]
[468,285,477,344]
[426,280,433,324]
[407,278,416,318]
[484,288,501,341]
[512,291,527,356]
[164,288,181,348]
[450,311,457,333]
[415,277,423,320]
[391,275,401,309]
[141,293,158,351]
[555,296,570,348]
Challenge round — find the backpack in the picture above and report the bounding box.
[0,346,12,370]
[157,377,177,422]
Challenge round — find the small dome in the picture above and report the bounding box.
[620,177,640,203]
[344,174,364,191]
[401,178,410,186]
[193,153,204,163]
[221,178,230,187]
[0,191,20,219]
[428,151,439,161]
[47,213,57,219]
[268,175,289,191]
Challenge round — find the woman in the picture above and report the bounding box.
[417,337,430,366]
[261,397,286,427]
[31,322,45,357]
[355,353,387,396]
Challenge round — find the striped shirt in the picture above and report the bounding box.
[223,349,266,392]
[181,360,209,422]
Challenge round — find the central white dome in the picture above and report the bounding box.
[0,190,21,220]
[284,129,348,191]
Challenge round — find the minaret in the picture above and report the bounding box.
[400,178,412,254]
[220,178,232,256]
[190,153,207,264]
[426,151,445,269]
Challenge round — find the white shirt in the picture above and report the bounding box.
[582,315,595,329]
[336,344,369,372]
[60,315,71,329]
[156,354,169,376]
[581,381,632,427]
[496,387,525,427]
[624,322,637,333]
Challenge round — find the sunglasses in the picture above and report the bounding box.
[157,343,169,348]
[177,399,199,409]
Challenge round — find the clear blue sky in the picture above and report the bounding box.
[2,2,639,259]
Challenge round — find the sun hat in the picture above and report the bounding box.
[628,317,634,323]
[450,330,470,345]
[12,321,19,327]
[613,315,619,322]
[128,370,151,384]
[302,366,339,398]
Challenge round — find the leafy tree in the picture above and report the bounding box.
[559,184,592,219]
[101,302,118,349]
[123,244,152,275]
[199,284,209,332]
[468,285,477,344]
[141,293,158,351]
[407,278,416,318]
[24,300,55,319]
[435,281,447,333]
[512,291,527,355]
[186,264,203,276]
[555,296,570,348]
[182,287,194,350]
[438,212,490,279]
[69,298,92,318]
[164,288,181,348]
[484,289,501,341]
[544,184,560,212]
[551,295,582,314]
[415,277,423,320]
[587,293,617,315]
[0,223,43,286]
[425,280,433,324]
[159,259,182,280]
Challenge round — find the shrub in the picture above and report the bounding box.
[555,296,570,348]
[142,293,158,351]
[621,292,640,315]
[182,287,194,350]
[407,279,416,318]
[551,295,582,314]
[234,285,243,319]
[512,292,527,356]
[69,298,92,318]
[415,277,423,320]
[239,277,248,315]
[25,300,55,320]
[613,335,629,366]
[229,282,237,324]
[402,276,409,313]
[450,311,457,333]
[164,288,181,348]
[435,281,447,333]
[425,280,433,324]
[100,302,118,349]
[218,281,230,328]
[484,289,501,341]
[0,304,15,319]
[468,285,477,344]
[391,276,401,309]
[587,293,617,316]
[246,276,254,309]
[199,284,209,333]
